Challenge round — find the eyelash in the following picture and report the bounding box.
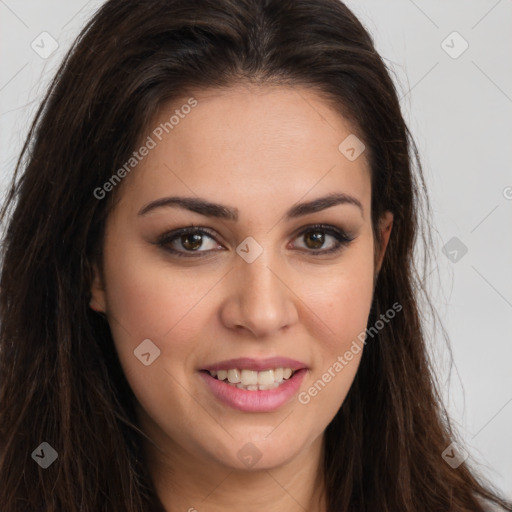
[155,224,355,258]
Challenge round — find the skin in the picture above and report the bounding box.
[90,83,393,512]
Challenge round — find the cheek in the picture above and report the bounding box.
[303,241,376,350]
[100,246,205,424]
[290,250,375,432]
[296,256,374,416]
[102,239,215,340]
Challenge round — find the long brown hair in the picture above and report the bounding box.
[1,1,510,510]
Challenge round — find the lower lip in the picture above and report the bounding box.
[199,369,307,412]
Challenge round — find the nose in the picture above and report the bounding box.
[219,248,299,338]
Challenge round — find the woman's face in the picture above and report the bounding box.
[91,84,392,473]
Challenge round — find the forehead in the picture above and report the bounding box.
[119,84,371,219]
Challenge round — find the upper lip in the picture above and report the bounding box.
[201,357,308,372]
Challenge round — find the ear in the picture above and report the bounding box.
[375,211,393,274]
[89,261,107,313]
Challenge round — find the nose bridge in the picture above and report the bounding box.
[226,239,297,336]
[240,245,278,298]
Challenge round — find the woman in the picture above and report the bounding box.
[0,0,510,510]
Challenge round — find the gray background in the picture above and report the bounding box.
[1,0,511,499]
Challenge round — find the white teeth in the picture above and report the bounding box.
[208,367,297,390]
[258,382,280,390]
[240,369,258,386]
[257,369,274,386]
[227,369,241,383]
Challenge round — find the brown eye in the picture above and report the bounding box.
[292,225,355,255]
[157,227,223,257]
[303,231,325,250]
[180,233,204,251]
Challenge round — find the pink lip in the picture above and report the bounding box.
[199,368,308,412]
[201,357,308,372]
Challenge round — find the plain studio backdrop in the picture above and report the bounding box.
[0,0,511,500]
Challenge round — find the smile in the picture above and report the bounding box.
[206,367,296,391]
[199,368,307,412]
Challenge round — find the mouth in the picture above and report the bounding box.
[200,367,299,391]
[198,361,308,412]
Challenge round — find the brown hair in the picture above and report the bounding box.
[1,0,510,510]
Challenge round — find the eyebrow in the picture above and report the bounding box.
[138,192,363,221]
